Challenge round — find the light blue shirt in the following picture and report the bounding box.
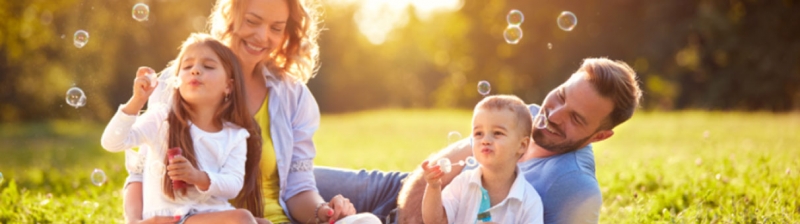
[125,65,321,222]
[519,104,602,224]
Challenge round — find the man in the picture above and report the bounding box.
[315,57,642,223]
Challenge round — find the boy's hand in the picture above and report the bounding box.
[421,160,444,188]
[166,155,206,187]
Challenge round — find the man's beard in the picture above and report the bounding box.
[532,128,593,154]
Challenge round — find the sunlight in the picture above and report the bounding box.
[326,0,463,45]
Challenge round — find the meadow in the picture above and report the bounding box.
[0,110,798,223]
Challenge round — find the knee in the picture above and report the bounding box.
[228,209,256,224]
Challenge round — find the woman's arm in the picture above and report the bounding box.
[123,182,144,223]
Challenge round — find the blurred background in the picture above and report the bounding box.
[1,0,800,222]
[2,0,799,122]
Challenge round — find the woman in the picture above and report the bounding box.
[123,0,357,223]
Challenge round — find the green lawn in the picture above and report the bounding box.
[1,110,798,223]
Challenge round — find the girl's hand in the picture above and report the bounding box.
[122,67,158,115]
[421,160,444,188]
[318,194,356,224]
[133,66,158,101]
[166,155,207,187]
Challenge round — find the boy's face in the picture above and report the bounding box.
[471,108,529,171]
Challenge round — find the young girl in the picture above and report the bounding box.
[101,33,264,224]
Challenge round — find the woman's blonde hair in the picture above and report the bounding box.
[207,0,322,83]
[166,33,264,217]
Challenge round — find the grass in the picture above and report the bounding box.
[0,110,798,223]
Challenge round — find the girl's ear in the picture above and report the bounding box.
[225,78,233,95]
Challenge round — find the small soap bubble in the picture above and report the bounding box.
[60,34,65,39]
[437,158,452,173]
[145,72,157,87]
[557,11,577,31]
[90,168,106,186]
[547,43,553,49]
[477,80,491,96]
[65,87,87,109]
[503,26,523,44]
[465,156,478,167]
[533,113,548,130]
[447,131,462,145]
[132,3,150,22]
[73,30,89,48]
[506,9,524,26]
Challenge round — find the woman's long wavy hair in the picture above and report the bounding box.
[163,33,264,217]
[207,0,322,83]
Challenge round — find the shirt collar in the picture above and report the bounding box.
[466,166,527,202]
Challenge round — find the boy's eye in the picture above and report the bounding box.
[246,19,257,25]
[473,131,483,137]
[494,131,504,136]
[271,27,283,32]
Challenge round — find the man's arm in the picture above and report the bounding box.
[396,138,473,223]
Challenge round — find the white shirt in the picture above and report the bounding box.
[442,166,544,224]
[101,106,250,218]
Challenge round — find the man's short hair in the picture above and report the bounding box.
[574,58,642,130]
[475,95,533,138]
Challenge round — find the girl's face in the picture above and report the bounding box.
[230,0,289,70]
[177,44,232,106]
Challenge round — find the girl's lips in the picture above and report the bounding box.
[481,148,493,154]
[188,80,201,86]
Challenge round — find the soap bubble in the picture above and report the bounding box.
[533,113,548,130]
[477,80,491,96]
[503,26,523,44]
[132,3,150,22]
[557,11,577,31]
[447,131,462,145]
[436,158,452,173]
[90,168,106,186]
[464,156,478,166]
[548,43,553,49]
[73,30,89,48]
[65,87,87,108]
[506,9,524,26]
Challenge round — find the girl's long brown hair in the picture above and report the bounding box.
[163,33,264,217]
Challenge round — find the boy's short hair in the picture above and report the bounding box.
[474,95,533,138]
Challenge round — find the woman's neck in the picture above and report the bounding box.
[187,104,223,133]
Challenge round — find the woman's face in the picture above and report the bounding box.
[231,0,289,70]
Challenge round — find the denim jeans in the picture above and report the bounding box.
[314,166,409,223]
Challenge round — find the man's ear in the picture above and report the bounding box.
[590,130,614,143]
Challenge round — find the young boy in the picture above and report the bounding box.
[422,95,543,224]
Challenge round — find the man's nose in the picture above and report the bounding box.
[548,106,565,125]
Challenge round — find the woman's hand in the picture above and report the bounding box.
[318,194,356,224]
[128,216,178,224]
[166,155,210,190]
[421,160,444,188]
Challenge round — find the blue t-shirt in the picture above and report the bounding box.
[521,104,602,223]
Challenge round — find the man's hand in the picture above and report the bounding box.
[421,160,444,188]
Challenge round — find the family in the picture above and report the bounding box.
[98,0,643,223]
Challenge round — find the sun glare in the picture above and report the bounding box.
[327,0,463,45]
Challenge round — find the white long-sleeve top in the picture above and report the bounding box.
[101,105,250,218]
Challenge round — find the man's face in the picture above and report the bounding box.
[533,72,614,154]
